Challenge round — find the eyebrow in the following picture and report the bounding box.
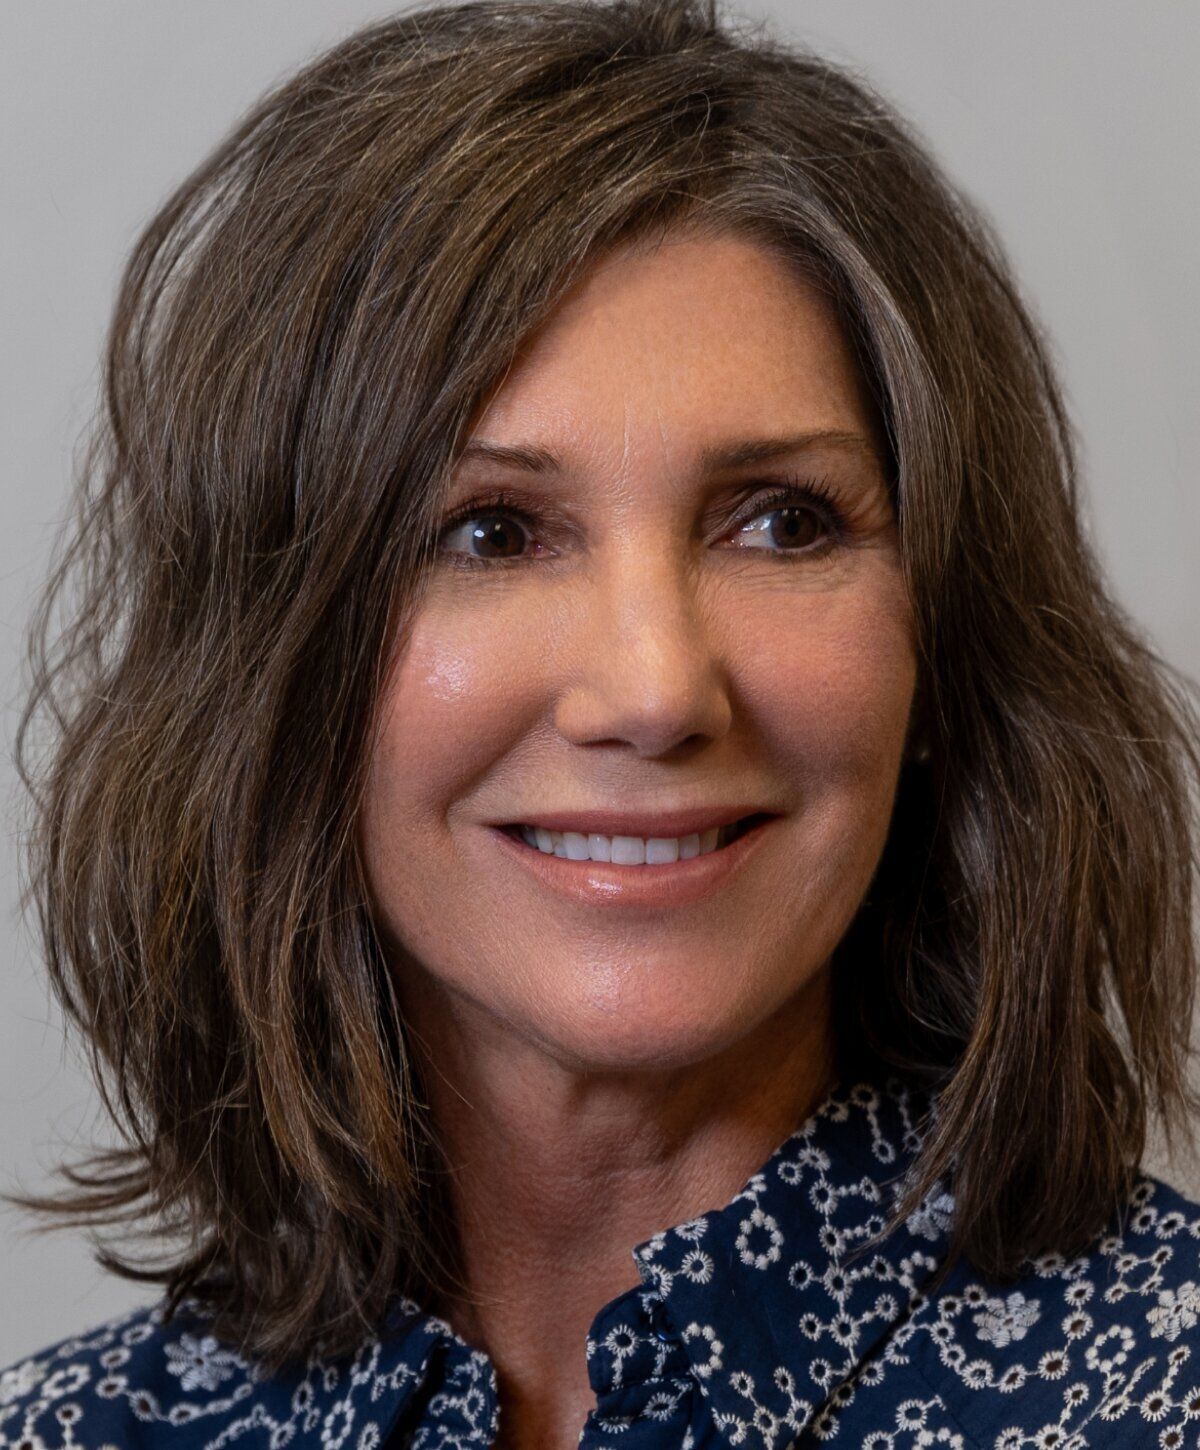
[453,429,875,475]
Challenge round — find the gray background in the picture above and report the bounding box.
[1,1,1197,1364]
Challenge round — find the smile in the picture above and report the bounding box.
[500,812,768,864]
[488,813,777,910]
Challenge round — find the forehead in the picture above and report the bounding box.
[461,230,882,478]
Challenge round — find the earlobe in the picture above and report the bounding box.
[908,733,932,764]
[903,686,932,763]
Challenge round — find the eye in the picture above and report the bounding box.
[439,503,537,566]
[726,481,844,557]
[435,476,848,570]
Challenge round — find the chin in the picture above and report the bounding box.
[520,971,769,1074]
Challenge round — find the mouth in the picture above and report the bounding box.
[497,811,774,864]
[488,809,779,910]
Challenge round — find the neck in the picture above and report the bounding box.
[403,965,836,1448]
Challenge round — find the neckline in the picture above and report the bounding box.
[386,1067,950,1447]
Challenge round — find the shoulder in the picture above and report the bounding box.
[0,1300,262,1449]
[0,1295,445,1450]
[906,1168,1200,1447]
[1036,1167,1200,1341]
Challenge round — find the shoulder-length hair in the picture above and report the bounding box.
[14,0,1200,1366]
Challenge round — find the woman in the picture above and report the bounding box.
[3,0,1199,1445]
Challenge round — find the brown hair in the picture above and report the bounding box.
[14,0,1200,1366]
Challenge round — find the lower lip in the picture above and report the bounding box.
[486,816,777,910]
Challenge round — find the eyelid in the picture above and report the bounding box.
[438,486,557,534]
[439,475,844,529]
[723,474,846,535]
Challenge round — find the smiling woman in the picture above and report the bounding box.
[360,234,916,1084]
[4,0,1200,1447]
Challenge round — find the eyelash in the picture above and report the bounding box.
[435,474,849,571]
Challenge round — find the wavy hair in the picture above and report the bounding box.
[13,0,1200,1365]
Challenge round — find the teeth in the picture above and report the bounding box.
[518,822,741,863]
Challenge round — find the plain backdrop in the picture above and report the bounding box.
[1,1,1197,1365]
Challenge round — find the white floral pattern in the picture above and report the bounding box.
[1148,1282,1200,1343]
[5,1072,1200,1447]
[163,1334,244,1393]
[973,1292,1041,1348]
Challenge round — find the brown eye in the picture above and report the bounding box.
[436,478,846,571]
[736,504,826,552]
[728,479,845,557]
[440,510,533,563]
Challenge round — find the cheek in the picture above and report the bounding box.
[358,595,557,962]
[363,603,538,838]
[738,580,917,793]
[727,580,916,971]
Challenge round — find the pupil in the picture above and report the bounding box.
[473,517,523,558]
[771,507,817,549]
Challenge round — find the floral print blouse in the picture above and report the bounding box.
[5,1070,1200,1448]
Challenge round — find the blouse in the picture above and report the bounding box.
[4,1070,1200,1449]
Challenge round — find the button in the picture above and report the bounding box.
[647,1297,672,1343]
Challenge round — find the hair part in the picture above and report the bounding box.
[13,0,1200,1365]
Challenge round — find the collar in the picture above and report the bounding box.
[578,1069,952,1447]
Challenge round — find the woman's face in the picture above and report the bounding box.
[360,228,918,1073]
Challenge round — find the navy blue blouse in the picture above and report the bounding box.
[5,1071,1200,1448]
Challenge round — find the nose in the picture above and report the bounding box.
[552,545,733,758]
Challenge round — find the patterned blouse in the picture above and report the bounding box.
[5,1071,1200,1449]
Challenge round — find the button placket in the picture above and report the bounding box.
[647,1293,673,1345]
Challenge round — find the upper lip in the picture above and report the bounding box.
[497,806,773,838]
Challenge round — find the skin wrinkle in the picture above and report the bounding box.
[358,230,917,1449]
